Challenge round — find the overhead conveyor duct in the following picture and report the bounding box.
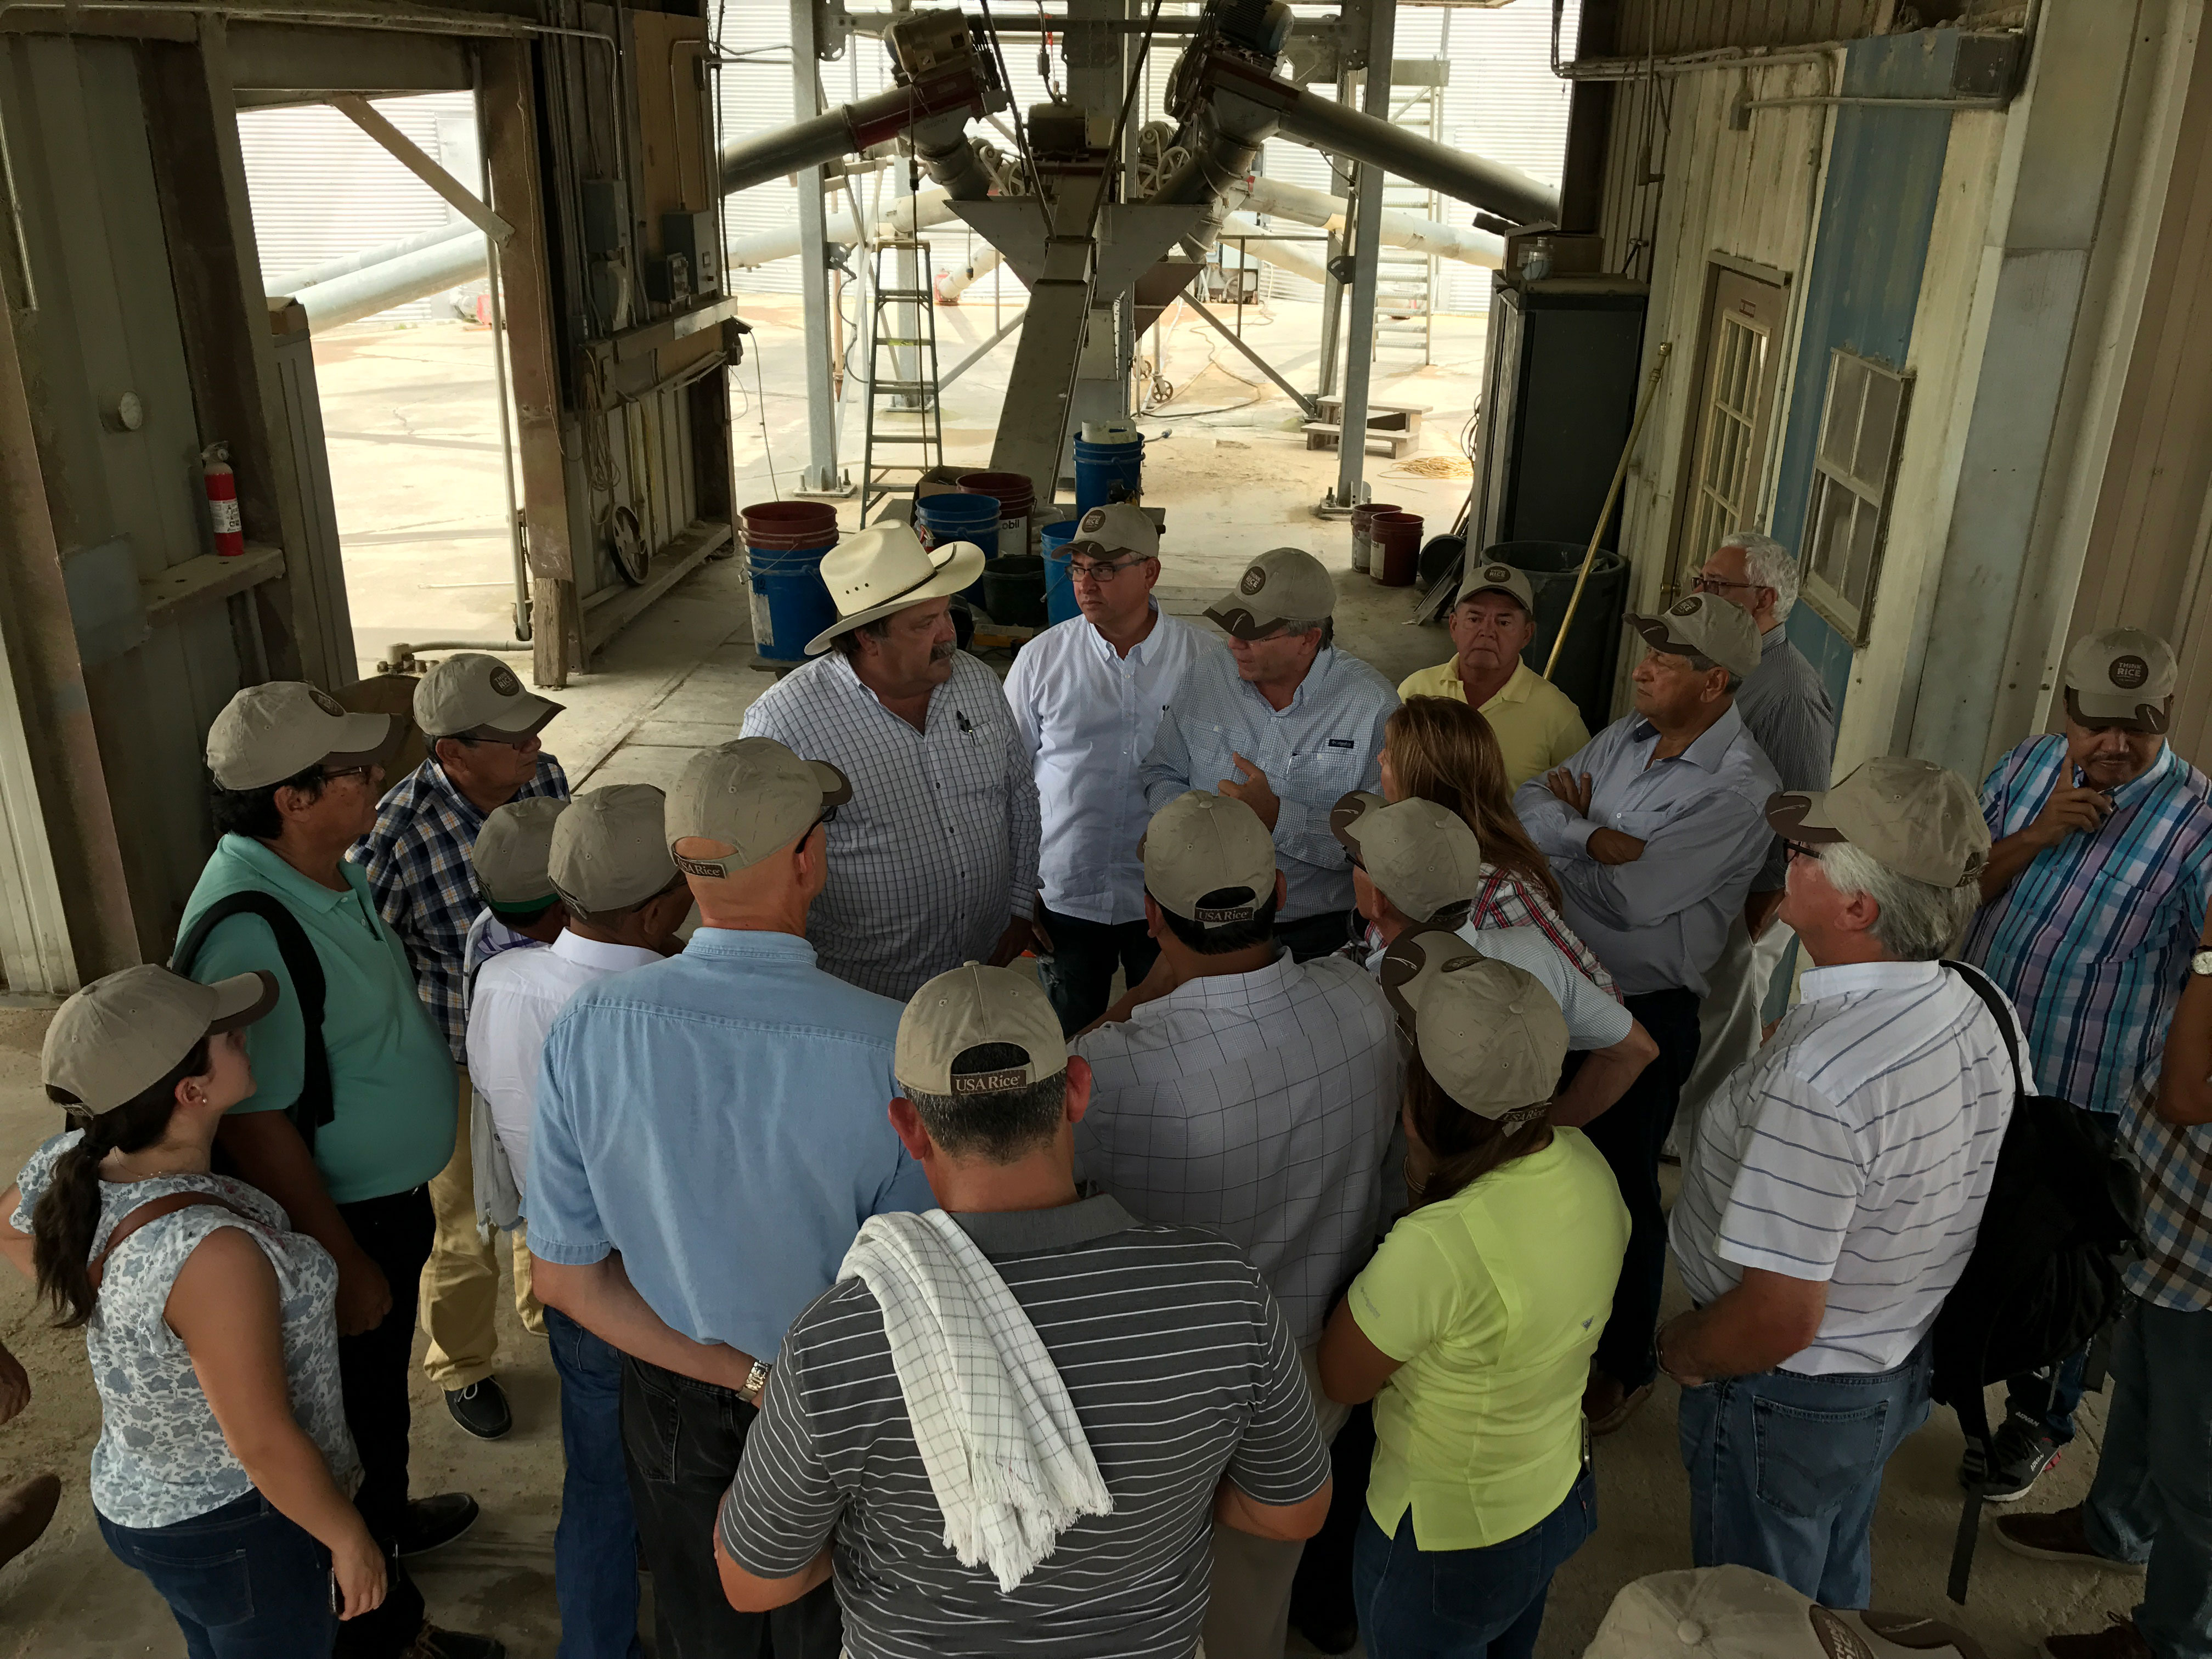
[1231,177,1504,269]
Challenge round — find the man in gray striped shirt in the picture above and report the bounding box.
[1661,758,2019,1608]
[714,963,1333,1658]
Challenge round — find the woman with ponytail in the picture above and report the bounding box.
[0,964,385,1657]
[1317,936,1629,1659]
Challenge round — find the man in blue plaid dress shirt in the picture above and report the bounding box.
[351,652,568,1441]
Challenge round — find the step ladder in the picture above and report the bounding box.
[1374,59,1448,367]
[859,236,945,522]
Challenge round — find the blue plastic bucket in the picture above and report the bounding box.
[744,540,837,665]
[915,491,999,604]
[1073,434,1143,516]
[1040,519,1082,627]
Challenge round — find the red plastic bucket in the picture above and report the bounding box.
[1350,501,1401,575]
[957,470,1037,558]
[1369,511,1424,588]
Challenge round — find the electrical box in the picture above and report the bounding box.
[663,211,719,297]
[645,254,692,308]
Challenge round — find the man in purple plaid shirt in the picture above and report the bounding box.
[350,653,568,1443]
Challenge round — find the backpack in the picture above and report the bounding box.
[1930,960,2142,1603]
[171,892,336,1155]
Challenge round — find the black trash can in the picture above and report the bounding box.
[1489,540,1629,737]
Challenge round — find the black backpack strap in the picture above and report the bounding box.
[172,893,334,1154]
[1944,959,2026,1100]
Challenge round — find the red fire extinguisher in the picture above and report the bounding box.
[202,443,244,558]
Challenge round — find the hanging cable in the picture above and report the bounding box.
[974,0,1056,244]
[1094,0,1170,241]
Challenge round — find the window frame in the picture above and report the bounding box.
[1800,347,1914,646]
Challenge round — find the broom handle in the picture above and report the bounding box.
[1544,341,1673,682]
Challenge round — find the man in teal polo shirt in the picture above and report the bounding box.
[179,681,500,1659]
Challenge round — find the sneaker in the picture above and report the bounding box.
[402,1627,507,1659]
[396,1492,480,1559]
[2042,1615,2153,1659]
[1958,1413,2061,1503]
[444,1376,512,1441]
[0,1473,60,1571]
[1997,1506,2144,1571]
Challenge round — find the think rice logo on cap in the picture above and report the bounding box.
[1080,508,1107,532]
[1239,567,1266,595]
[1808,1606,1876,1659]
[489,664,522,697]
[1485,565,1513,582]
[1671,597,1700,616]
[2110,654,2149,690]
[309,688,346,716]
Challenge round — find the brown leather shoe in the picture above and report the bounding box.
[1583,1373,1655,1437]
[1997,1506,2144,1571]
[0,1473,60,1572]
[2042,1616,2153,1658]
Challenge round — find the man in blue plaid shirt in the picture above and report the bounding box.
[351,653,568,1442]
[1997,908,2212,1659]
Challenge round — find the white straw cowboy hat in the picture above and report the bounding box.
[804,523,986,656]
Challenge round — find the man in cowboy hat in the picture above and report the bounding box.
[741,523,1042,1002]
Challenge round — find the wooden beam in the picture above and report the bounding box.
[480,37,575,689]
[331,93,512,242]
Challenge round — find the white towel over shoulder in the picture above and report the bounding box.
[838,1209,1113,1590]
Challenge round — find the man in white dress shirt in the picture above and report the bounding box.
[1003,503,1216,1033]
[742,524,1041,1001]
[1331,790,1657,1126]
[466,783,691,1659]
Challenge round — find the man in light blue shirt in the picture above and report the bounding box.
[1142,548,1398,962]
[529,738,930,1659]
[1512,595,1780,1433]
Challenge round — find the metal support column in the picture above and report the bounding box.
[792,0,849,495]
[1315,69,1355,402]
[1325,0,1393,514]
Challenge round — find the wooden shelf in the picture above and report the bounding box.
[142,543,286,625]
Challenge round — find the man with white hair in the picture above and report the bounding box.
[1676,531,1837,1146]
[1662,758,2021,1607]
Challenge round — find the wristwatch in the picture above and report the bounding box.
[2192,950,2212,978]
[739,1359,771,1406]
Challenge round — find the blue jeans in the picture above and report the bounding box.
[1678,1339,1931,1607]
[546,1306,644,1659]
[1351,1464,1595,1659]
[98,1489,336,1659]
[1036,904,1159,1035]
[2083,1295,2212,1659]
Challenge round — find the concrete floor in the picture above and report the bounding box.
[0,296,2145,1654]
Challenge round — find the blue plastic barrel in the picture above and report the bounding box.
[915,491,1000,604]
[742,501,839,665]
[1074,434,1143,516]
[1040,519,1082,627]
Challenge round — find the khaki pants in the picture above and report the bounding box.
[1670,912,1796,1159]
[1202,1347,1348,1659]
[420,1068,543,1391]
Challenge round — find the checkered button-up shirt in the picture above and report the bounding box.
[2121,1060,2212,1311]
[740,650,1041,1002]
[1469,867,1620,999]
[1961,736,2212,1117]
[1073,950,1400,1347]
[349,754,569,1059]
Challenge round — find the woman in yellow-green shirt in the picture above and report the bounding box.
[1319,933,1630,1659]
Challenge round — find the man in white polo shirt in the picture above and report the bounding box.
[1003,503,1216,1033]
[1661,758,2022,1608]
[466,785,692,1659]
[1331,791,1657,1127]
[1075,789,1396,1659]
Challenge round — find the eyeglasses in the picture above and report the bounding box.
[1784,839,1824,862]
[1691,572,1764,595]
[321,764,378,786]
[812,803,840,832]
[1066,555,1148,584]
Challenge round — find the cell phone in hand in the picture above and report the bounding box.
[329,1567,341,1616]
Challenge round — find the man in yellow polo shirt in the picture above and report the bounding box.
[1398,562,1589,788]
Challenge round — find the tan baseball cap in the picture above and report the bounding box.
[44,963,278,1115]
[1455,560,1537,617]
[206,681,392,791]
[1205,547,1337,640]
[895,961,1068,1097]
[2063,626,2177,733]
[1629,594,1762,681]
[471,798,568,911]
[1331,792,1483,925]
[1765,755,1989,890]
[414,652,562,742]
[1378,931,1567,1124]
[551,785,679,914]
[1141,791,1278,927]
[666,737,853,878]
[1583,1566,1991,1659]
[1067,501,1159,561]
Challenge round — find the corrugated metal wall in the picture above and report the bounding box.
[238,92,481,323]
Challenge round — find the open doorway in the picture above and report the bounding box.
[238,92,527,679]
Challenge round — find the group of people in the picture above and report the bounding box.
[2,500,2207,1659]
